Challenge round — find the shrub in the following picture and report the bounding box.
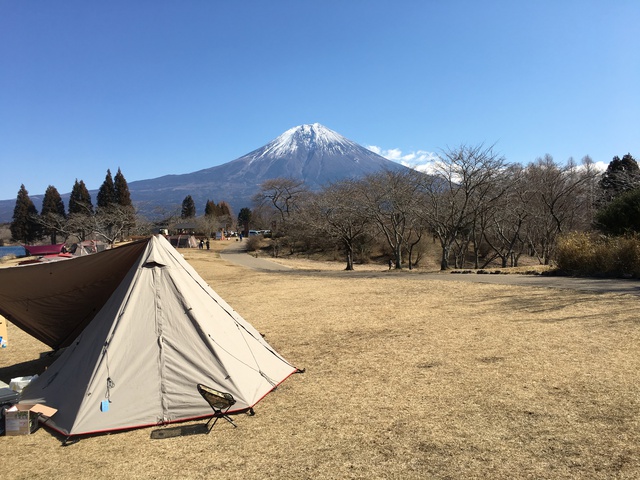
[610,236,640,277]
[556,232,598,274]
[556,232,640,278]
[244,235,263,252]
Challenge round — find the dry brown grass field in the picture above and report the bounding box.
[1,242,639,479]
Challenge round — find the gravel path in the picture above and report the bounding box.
[220,241,640,297]
[219,240,293,271]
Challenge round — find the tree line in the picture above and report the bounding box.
[251,147,639,271]
[176,194,236,238]
[10,168,135,245]
[10,169,242,246]
[9,146,638,273]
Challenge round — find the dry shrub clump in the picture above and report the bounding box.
[244,235,264,252]
[557,232,640,278]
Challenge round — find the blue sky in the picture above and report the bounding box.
[1,1,639,201]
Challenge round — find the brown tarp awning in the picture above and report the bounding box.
[0,239,149,350]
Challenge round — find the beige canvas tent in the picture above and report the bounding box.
[1,235,297,437]
[70,240,109,256]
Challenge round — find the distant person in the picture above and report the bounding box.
[199,239,204,250]
[206,239,210,250]
[239,233,243,241]
[388,259,394,270]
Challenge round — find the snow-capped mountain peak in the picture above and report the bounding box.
[259,123,356,159]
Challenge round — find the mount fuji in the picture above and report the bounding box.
[125,123,408,218]
[0,124,409,222]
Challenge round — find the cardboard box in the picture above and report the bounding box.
[4,404,57,436]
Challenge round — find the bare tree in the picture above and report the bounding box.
[418,143,507,270]
[253,178,309,257]
[481,164,529,267]
[36,200,138,246]
[66,201,95,242]
[253,178,308,231]
[198,214,225,239]
[576,155,601,230]
[35,212,71,244]
[521,155,598,264]
[404,205,430,270]
[81,204,137,245]
[359,170,423,269]
[304,180,372,270]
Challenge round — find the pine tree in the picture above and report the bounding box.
[181,195,196,218]
[113,168,135,236]
[595,188,640,235]
[114,168,132,207]
[41,185,66,244]
[238,207,252,236]
[10,184,41,243]
[68,179,93,215]
[216,201,233,232]
[204,199,216,217]
[97,169,116,209]
[218,201,232,217]
[41,185,66,218]
[598,153,640,204]
[67,179,93,242]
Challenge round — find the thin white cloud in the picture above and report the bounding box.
[367,145,439,174]
[369,146,609,175]
[593,161,607,172]
[574,159,607,173]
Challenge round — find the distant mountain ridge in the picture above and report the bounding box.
[0,124,408,222]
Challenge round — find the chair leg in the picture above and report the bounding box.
[220,414,237,428]
[205,408,237,433]
[205,415,219,433]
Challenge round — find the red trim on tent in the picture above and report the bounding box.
[41,366,299,439]
[40,413,217,439]
[251,367,299,408]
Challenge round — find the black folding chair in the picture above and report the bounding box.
[197,384,237,432]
